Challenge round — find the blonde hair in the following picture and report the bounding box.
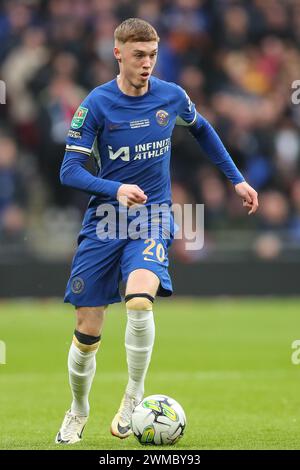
[114,18,160,44]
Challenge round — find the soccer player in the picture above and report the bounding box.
[55,18,258,444]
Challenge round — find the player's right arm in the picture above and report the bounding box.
[60,90,146,206]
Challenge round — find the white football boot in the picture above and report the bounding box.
[55,410,88,444]
[110,393,140,439]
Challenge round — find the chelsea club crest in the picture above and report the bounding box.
[71,277,85,294]
[156,109,169,126]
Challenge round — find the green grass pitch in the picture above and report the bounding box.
[0,298,300,450]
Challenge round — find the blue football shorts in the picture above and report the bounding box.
[64,231,174,307]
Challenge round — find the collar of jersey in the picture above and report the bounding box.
[114,76,154,99]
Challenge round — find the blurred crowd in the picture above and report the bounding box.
[1,0,300,261]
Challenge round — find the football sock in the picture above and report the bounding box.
[125,309,155,401]
[68,330,101,416]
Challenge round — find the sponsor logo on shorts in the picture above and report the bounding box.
[156,109,169,126]
[71,277,85,294]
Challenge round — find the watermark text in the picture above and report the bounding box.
[0,80,6,104]
[0,340,6,364]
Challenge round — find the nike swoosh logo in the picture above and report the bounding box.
[78,424,86,439]
[143,257,159,263]
[56,432,69,444]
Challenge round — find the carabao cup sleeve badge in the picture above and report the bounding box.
[156,109,169,126]
[71,106,88,129]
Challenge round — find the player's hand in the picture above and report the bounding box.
[235,181,259,215]
[117,184,147,207]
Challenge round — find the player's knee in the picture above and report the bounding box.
[76,306,107,336]
[125,296,153,311]
[76,318,100,337]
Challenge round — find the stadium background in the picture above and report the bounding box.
[1,0,300,450]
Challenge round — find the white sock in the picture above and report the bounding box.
[68,341,99,416]
[125,309,155,401]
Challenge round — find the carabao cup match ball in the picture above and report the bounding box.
[131,394,186,445]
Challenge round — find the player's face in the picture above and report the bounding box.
[115,41,158,90]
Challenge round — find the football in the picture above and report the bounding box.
[131,394,186,445]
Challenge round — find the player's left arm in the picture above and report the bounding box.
[190,113,258,215]
[175,87,258,215]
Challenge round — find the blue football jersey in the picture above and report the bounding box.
[66,77,195,201]
[62,77,245,303]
